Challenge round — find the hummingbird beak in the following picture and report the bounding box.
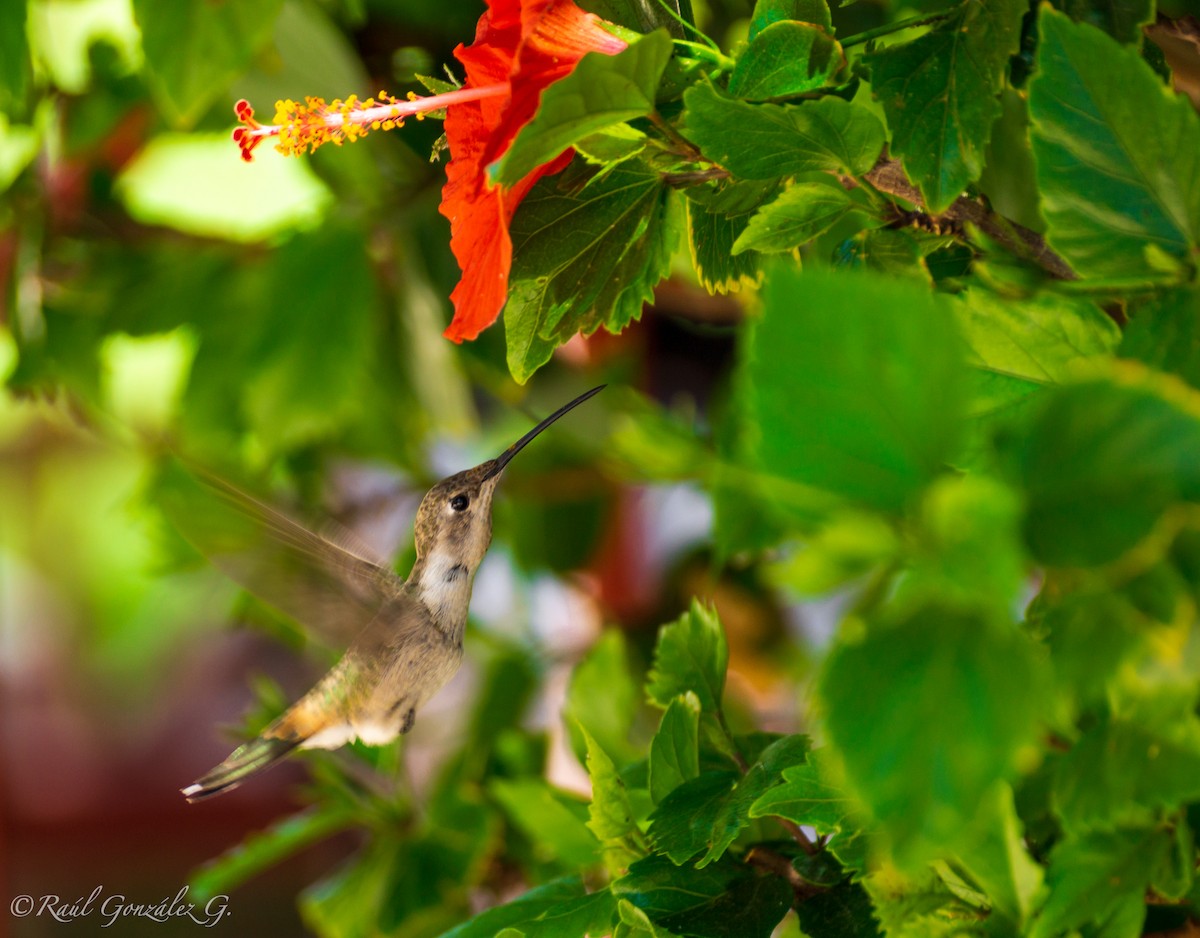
[481,385,605,482]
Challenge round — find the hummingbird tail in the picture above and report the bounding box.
[181,734,300,802]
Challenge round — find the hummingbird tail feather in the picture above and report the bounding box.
[181,735,300,802]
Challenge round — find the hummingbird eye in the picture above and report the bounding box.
[449,494,469,512]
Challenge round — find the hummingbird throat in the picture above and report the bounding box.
[414,549,476,642]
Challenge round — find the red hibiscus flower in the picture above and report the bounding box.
[233,0,627,343]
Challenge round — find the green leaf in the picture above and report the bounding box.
[1011,367,1200,566]
[1052,0,1155,45]
[301,840,395,938]
[728,21,844,100]
[243,227,376,454]
[863,867,978,938]
[646,600,728,712]
[683,82,886,178]
[613,854,793,938]
[1053,712,1200,833]
[685,180,779,293]
[1029,10,1200,278]
[0,0,30,117]
[748,748,858,835]
[742,266,967,513]
[905,474,1025,610]
[952,783,1043,925]
[956,291,1120,391]
[750,0,832,37]
[512,889,618,938]
[649,735,809,866]
[1030,826,1168,938]
[1033,587,1146,706]
[492,30,673,186]
[821,604,1048,865]
[190,806,354,901]
[797,880,881,938]
[581,724,642,867]
[564,629,641,767]
[133,0,284,125]
[437,876,589,938]
[733,180,856,254]
[504,159,676,383]
[614,898,681,938]
[1121,287,1200,390]
[868,0,1026,212]
[489,778,600,868]
[648,770,741,863]
[649,692,701,804]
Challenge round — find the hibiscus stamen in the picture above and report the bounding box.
[233,85,509,162]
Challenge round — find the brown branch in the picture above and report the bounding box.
[744,846,826,900]
[855,156,1077,282]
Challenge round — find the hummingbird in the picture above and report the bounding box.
[174,386,604,802]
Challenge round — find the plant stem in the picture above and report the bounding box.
[839,6,962,48]
[653,0,720,50]
[745,845,825,895]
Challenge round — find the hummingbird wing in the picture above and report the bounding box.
[154,457,405,649]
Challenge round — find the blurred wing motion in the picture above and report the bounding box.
[154,456,405,649]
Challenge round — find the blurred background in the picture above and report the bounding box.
[0,0,844,933]
[13,0,1195,934]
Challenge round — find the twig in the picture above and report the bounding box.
[855,156,1077,281]
[839,6,963,48]
[745,846,826,898]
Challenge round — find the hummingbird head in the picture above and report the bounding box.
[409,386,604,629]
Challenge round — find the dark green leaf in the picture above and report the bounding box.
[613,855,792,938]
[683,82,886,178]
[649,692,701,804]
[564,629,641,766]
[869,0,1026,211]
[649,735,808,866]
[1011,368,1200,566]
[1121,287,1200,390]
[821,605,1048,865]
[728,21,844,100]
[742,266,967,512]
[750,0,832,37]
[1029,10,1200,278]
[1030,826,1168,938]
[685,180,779,293]
[133,0,283,125]
[733,180,857,253]
[648,770,741,863]
[646,600,728,712]
[504,159,676,383]
[493,30,673,186]
[1052,0,1155,44]
[797,880,882,938]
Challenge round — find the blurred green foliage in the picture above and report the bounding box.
[6,0,1200,936]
